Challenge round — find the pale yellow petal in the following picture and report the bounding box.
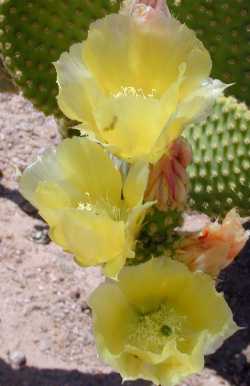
[57,138,122,207]
[90,64,185,163]
[54,43,99,126]
[123,161,149,208]
[19,148,61,206]
[61,209,126,267]
[177,78,227,122]
[150,117,186,164]
[20,138,123,209]
[174,271,236,334]
[35,181,72,210]
[84,14,211,97]
[118,258,188,313]
[126,202,153,254]
[103,254,127,281]
[150,78,225,163]
[154,334,205,386]
[88,282,136,354]
[180,45,212,99]
[93,94,163,160]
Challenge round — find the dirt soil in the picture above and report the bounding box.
[0,92,249,386]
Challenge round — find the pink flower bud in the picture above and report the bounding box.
[145,137,192,210]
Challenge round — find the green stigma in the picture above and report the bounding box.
[127,303,183,353]
[161,324,172,337]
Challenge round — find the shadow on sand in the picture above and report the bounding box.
[0,360,149,386]
[206,233,250,385]
[0,183,40,219]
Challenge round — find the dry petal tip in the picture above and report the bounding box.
[121,0,171,20]
[176,209,249,277]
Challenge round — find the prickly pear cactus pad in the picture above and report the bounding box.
[185,96,250,218]
[0,0,120,116]
[0,57,16,91]
[168,0,250,105]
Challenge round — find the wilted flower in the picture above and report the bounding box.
[19,137,152,277]
[89,258,237,386]
[145,137,192,210]
[176,209,249,277]
[55,0,225,163]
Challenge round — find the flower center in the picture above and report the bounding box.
[127,302,185,353]
[113,86,157,99]
[77,197,123,221]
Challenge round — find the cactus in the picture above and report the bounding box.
[135,208,183,263]
[0,58,16,92]
[131,96,250,263]
[0,0,121,116]
[184,96,250,218]
[136,97,250,261]
[0,1,249,217]
[0,0,249,115]
[168,0,250,105]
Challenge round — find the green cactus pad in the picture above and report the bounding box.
[168,0,250,105]
[0,58,16,92]
[0,0,120,116]
[184,96,250,218]
[0,1,248,113]
[133,208,183,263]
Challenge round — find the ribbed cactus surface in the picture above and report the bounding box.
[1,1,249,111]
[168,0,250,105]
[135,208,183,262]
[0,0,120,115]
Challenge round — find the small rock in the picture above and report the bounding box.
[15,256,23,264]
[80,301,90,313]
[23,304,44,317]
[39,339,50,353]
[82,330,94,345]
[70,288,81,300]
[31,225,50,245]
[40,325,48,333]
[8,351,26,369]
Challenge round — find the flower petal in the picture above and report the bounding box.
[19,148,62,206]
[57,138,122,207]
[20,138,123,210]
[177,78,227,123]
[60,209,126,267]
[54,43,99,125]
[126,202,153,254]
[89,282,136,354]
[84,14,211,97]
[94,94,164,161]
[90,258,237,385]
[118,258,188,313]
[123,161,149,208]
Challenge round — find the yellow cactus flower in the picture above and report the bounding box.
[54,0,225,163]
[19,137,151,277]
[89,258,237,386]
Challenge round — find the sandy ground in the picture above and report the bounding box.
[0,92,249,386]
